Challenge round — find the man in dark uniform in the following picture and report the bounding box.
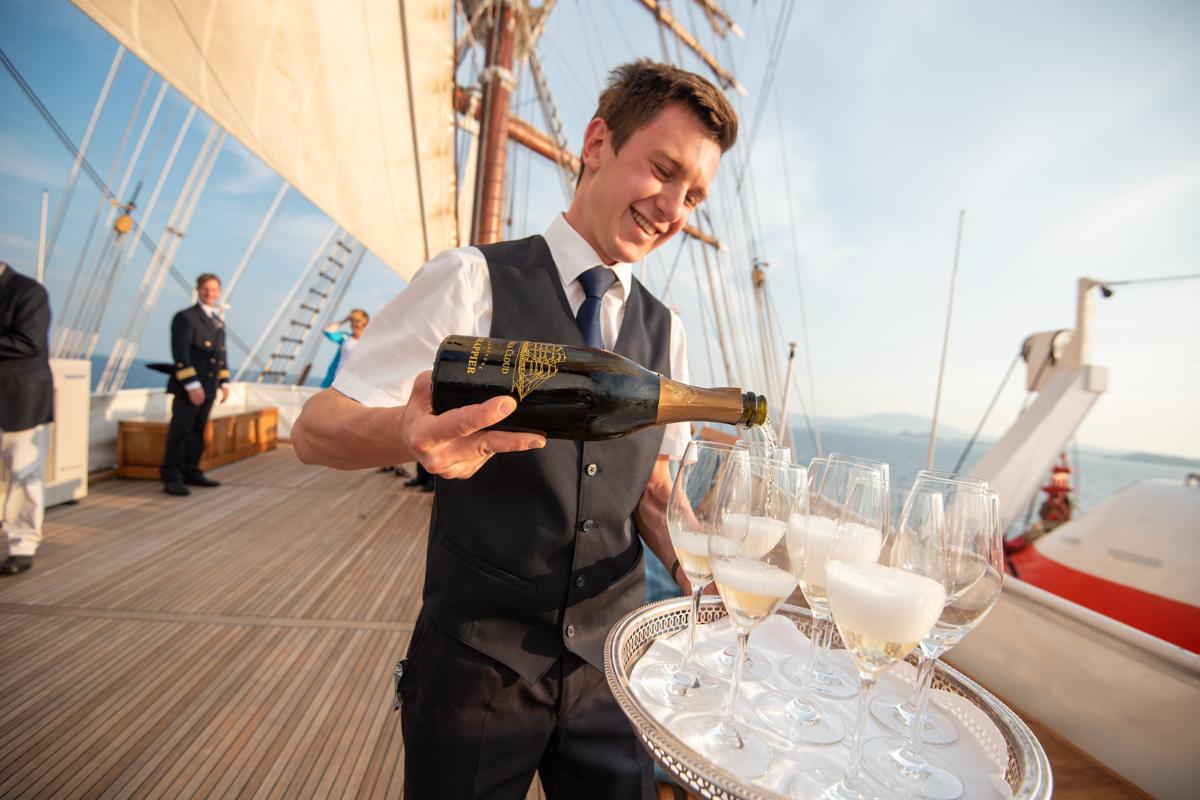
[1,261,54,575]
[292,61,737,798]
[161,273,230,496]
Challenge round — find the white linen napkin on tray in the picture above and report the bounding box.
[629,614,1014,799]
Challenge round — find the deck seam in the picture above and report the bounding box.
[0,603,414,632]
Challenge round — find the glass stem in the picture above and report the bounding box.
[797,613,826,702]
[842,674,877,791]
[814,611,836,670]
[722,631,749,725]
[680,582,705,668]
[906,654,938,754]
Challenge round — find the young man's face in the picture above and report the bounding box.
[570,103,722,265]
[197,279,221,307]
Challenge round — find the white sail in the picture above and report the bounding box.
[70,0,457,279]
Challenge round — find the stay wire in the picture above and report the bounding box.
[952,350,1023,474]
[0,44,253,356]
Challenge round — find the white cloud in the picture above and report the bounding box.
[215,136,281,196]
[0,132,64,187]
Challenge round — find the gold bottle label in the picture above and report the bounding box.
[512,341,567,400]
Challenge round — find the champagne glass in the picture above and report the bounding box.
[640,441,742,710]
[792,478,948,800]
[677,457,803,779]
[863,487,1004,799]
[811,452,889,699]
[781,458,887,701]
[870,471,989,745]
[694,442,794,682]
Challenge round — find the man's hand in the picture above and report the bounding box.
[187,387,205,406]
[400,371,545,479]
[219,385,230,404]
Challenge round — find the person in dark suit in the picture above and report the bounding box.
[0,261,54,576]
[160,273,230,496]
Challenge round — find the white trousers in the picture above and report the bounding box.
[2,425,46,557]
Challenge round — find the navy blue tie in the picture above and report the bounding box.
[575,266,617,349]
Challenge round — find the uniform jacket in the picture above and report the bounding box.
[166,304,228,396]
[0,264,54,432]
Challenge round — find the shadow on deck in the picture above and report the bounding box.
[0,447,436,799]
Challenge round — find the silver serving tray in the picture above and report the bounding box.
[604,597,1052,800]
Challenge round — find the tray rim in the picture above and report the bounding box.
[604,596,1052,800]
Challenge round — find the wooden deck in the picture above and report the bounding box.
[0,447,429,799]
[0,446,1145,798]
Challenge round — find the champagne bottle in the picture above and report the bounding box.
[430,335,768,441]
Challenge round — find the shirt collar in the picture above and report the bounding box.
[543,214,632,298]
[198,302,217,318]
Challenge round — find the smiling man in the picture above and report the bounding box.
[292,60,737,799]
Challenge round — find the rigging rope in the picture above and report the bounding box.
[687,242,719,384]
[1101,273,1200,287]
[952,350,1023,473]
[0,45,253,360]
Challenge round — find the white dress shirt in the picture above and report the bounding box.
[334,214,692,458]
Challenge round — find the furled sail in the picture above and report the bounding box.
[70,0,456,279]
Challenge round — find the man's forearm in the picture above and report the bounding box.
[635,457,686,593]
[292,388,414,470]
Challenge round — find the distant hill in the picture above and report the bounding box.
[1120,452,1200,469]
[802,413,974,442]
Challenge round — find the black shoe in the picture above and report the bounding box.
[183,473,221,487]
[1,556,33,575]
[420,482,435,493]
[403,478,428,487]
[164,482,191,496]
[392,466,412,478]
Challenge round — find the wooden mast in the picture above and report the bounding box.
[471,0,517,245]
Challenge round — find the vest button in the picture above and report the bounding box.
[575,574,586,588]
[565,624,576,638]
[585,463,598,476]
[580,519,596,531]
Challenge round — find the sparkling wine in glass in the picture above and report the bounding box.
[871,471,988,745]
[640,441,743,710]
[863,486,1004,800]
[693,441,794,682]
[677,456,802,779]
[792,480,946,800]
[755,462,886,746]
[781,458,886,701]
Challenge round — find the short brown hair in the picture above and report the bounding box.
[594,60,738,154]
[196,273,221,289]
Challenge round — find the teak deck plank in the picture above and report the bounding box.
[0,445,1140,798]
[0,448,422,799]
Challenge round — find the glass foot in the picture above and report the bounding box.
[862,736,964,800]
[695,640,771,682]
[756,690,845,745]
[677,714,773,779]
[638,662,723,711]
[792,768,880,800]
[869,693,959,745]
[809,656,858,699]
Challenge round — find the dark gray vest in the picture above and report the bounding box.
[422,235,672,683]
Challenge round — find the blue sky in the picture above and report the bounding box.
[1,0,1197,458]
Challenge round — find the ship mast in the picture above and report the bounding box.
[471,1,517,245]
[462,0,740,250]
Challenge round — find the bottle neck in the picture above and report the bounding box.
[656,378,765,428]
